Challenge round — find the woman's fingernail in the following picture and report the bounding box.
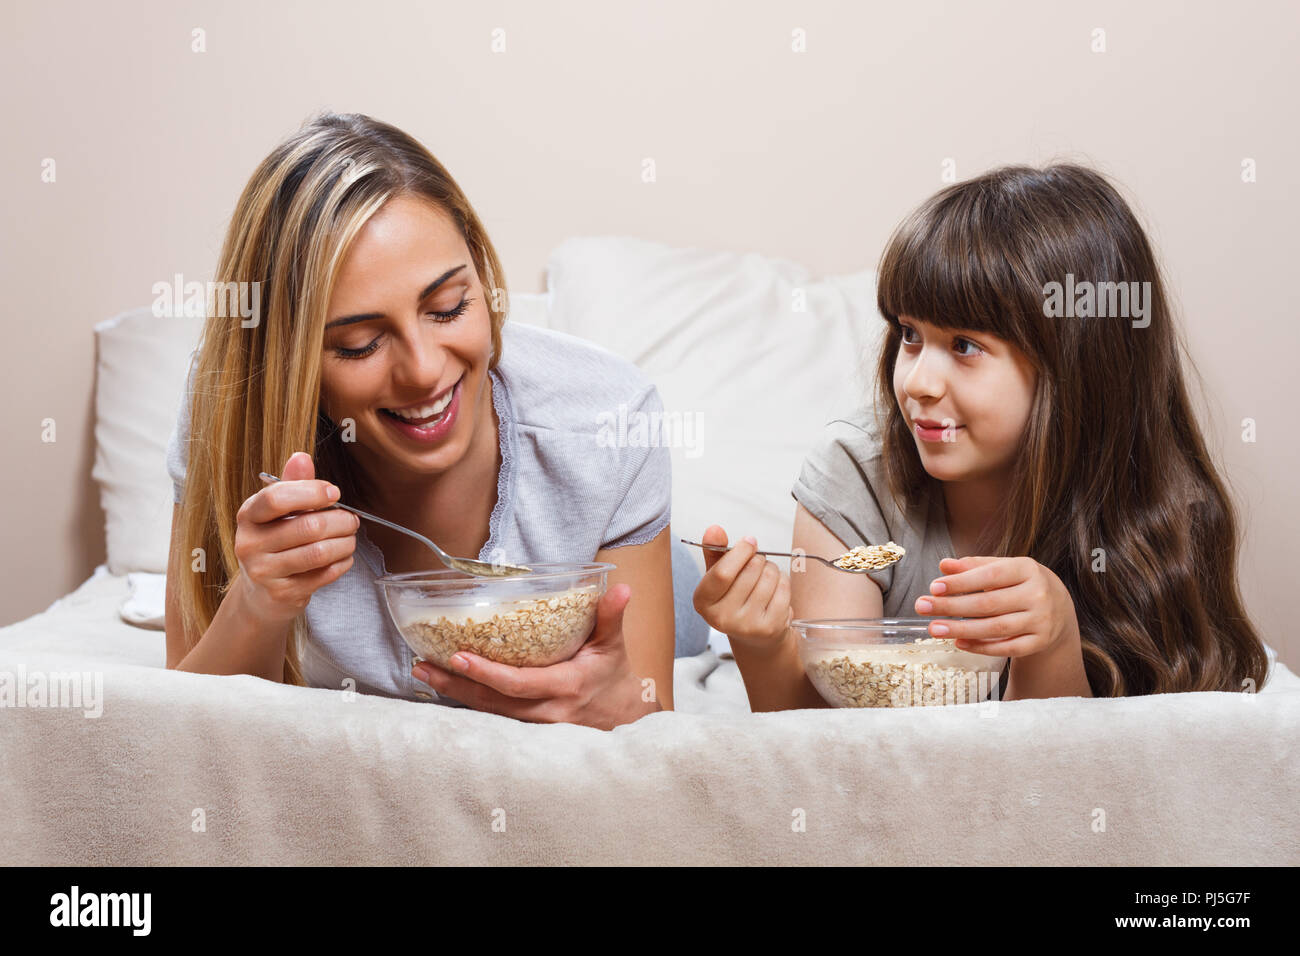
[931,623,950,636]
[931,580,947,594]
[450,654,470,672]
[327,484,340,500]
[916,597,933,613]
[742,535,757,546]
[413,664,430,682]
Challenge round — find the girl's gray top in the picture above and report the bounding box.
[167,320,707,704]
[791,411,958,617]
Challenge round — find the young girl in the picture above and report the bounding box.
[694,163,1273,709]
[164,112,688,727]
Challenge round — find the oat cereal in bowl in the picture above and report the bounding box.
[377,563,614,668]
[792,618,1007,708]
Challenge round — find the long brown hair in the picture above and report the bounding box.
[173,111,509,685]
[873,163,1270,697]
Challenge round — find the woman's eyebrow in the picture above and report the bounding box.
[325,264,468,329]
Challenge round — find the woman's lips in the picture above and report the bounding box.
[379,379,461,443]
[382,375,462,417]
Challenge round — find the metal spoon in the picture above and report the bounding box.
[259,472,533,578]
[678,538,902,574]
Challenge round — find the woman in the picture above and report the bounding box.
[165,111,690,728]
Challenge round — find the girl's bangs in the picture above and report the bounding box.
[876,193,1039,348]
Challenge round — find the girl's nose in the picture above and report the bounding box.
[903,348,946,401]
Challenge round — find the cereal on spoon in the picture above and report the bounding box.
[832,542,906,571]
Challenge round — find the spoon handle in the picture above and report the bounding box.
[257,472,531,577]
[258,472,445,557]
[678,537,801,561]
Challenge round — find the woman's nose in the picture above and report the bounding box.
[391,326,449,387]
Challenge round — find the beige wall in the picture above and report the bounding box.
[3,0,1297,668]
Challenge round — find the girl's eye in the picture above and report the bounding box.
[331,297,474,360]
[899,323,983,357]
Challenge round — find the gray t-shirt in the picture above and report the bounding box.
[791,412,956,617]
[167,321,676,703]
[792,413,1281,689]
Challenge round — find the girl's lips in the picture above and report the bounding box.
[915,421,963,443]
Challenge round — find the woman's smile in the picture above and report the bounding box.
[378,375,463,443]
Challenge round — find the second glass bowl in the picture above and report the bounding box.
[792,617,1007,708]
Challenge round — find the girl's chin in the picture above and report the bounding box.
[917,454,968,480]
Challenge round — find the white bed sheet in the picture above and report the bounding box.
[1,568,1297,865]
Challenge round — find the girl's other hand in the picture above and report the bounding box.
[913,556,1080,658]
[692,525,792,653]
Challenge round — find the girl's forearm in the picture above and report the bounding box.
[730,629,830,712]
[1004,623,1093,700]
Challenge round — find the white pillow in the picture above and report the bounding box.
[92,294,552,575]
[544,237,885,566]
[93,308,204,574]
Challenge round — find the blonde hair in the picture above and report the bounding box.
[173,112,509,684]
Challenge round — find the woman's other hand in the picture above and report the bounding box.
[410,583,660,729]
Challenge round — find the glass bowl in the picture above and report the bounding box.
[377,563,615,668]
[792,617,1007,708]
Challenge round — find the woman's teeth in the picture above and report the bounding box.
[384,388,453,423]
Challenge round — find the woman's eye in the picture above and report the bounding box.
[335,338,380,359]
[429,296,473,322]
[954,338,983,357]
[899,324,919,345]
[331,297,474,359]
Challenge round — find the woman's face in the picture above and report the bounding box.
[892,315,1037,483]
[320,195,495,483]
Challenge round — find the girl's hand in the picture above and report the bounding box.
[410,584,659,730]
[691,525,792,654]
[913,556,1080,659]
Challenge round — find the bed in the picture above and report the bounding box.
[2,237,1296,865]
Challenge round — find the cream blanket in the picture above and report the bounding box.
[2,567,1297,865]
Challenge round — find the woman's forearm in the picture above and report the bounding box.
[172,573,294,683]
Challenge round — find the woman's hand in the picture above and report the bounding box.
[411,584,660,730]
[691,525,792,654]
[913,556,1080,659]
[234,451,360,625]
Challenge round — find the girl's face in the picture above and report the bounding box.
[319,195,494,481]
[892,315,1038,483]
